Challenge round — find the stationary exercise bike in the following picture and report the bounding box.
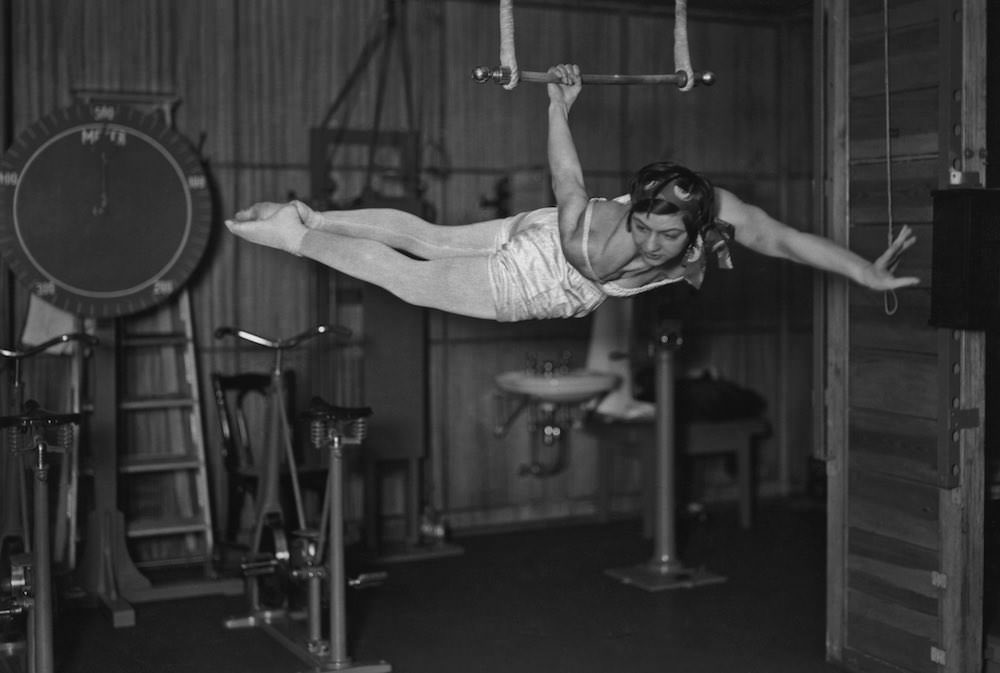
[0,332,97,673]
[216,325,390,671]
[213,325,348,565]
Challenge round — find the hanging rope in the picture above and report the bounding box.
[673,0,694,92]
[499,0,519,90]
[474,0,714,89]
[881,0,898,316]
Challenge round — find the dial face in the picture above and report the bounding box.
[0,102,213,318]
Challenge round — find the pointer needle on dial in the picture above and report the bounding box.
[93,150,108,216]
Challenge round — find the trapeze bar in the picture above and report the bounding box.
[471,66,715,88]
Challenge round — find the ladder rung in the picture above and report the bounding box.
[121,332,189,347]
[127,516,211,538]
[120,455,203,474]
[120,395,195,411]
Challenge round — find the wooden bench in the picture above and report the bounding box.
[587,416,772,530]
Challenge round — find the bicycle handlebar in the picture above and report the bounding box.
[0,332,99,360]
[213,324,351,351]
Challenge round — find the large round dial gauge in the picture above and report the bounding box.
[0,102,213,318]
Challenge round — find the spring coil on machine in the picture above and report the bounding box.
[309,416,367,448]
[55,423,74,452]
[350,418,367,441]
[5,425,20,454]
[309,418,326,449]
[5,415,74,457]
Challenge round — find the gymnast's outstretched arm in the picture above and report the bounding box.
[546,63,591,273]
[717,188,920,291]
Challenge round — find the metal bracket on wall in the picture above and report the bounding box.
[950,407,980,431]
[936,329,979,489]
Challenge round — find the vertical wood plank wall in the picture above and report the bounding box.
[841,0,944,668]
[824,1,986,671]
[0,0,814,533]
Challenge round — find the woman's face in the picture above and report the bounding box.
[630,211,690,266]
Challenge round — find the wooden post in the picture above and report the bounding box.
[938,2,986,671]
[818,0,851,661]
[78,320,150,628]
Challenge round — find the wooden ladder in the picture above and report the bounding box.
[80,289,242,628]
[115,289,215,568]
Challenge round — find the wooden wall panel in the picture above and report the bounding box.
[828,0,985,670]
[844,617,938,673]
[849,302,937,355]
[849,350,937,419]
[844,456,942,673]
[847,590,936,640]
[850,409,938,483]
[847,469,939,549]
[849,161,936,225]
[849,0,937,35]
[851,89,938,161]
[848,527,938,585]
[850,23,939,96]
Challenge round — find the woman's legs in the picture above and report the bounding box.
[308,208,510,259]
[299,228,497,319]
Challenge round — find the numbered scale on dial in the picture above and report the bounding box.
[0,102,213,318]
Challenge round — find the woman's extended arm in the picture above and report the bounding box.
[717,187,919,291]
[546,64,589,260]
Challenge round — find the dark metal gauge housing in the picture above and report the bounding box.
[0,102,213,318]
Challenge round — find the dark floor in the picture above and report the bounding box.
[6,498,841,673]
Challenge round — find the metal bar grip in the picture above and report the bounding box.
[472,66,716,88]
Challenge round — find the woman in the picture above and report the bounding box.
[226,64,918,321]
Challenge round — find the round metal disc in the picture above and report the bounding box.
[0,102,213,318]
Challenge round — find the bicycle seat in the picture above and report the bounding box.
[0,399,82,428]
[302,396,372,422]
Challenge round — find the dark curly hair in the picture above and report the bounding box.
[626,162,716,244]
